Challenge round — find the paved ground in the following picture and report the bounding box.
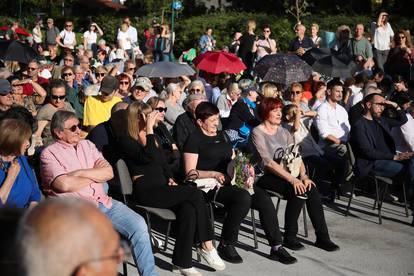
[121,195,414,276]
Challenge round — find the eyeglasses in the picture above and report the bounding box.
[27,67,37,71]
[154,107,167,113]
[190,88,202,93]
[291,90,302,95]
[120,81,130,85]
[62,73,73,77]
[263,30,271,33]
[64,59,74,62]
[65,25,73,27]
[51,95,66,100]
[128,67,136,71]
[64,123,81,132]
[399,35,406,39]
[96,73,106,77]
[71,240,131,275]
[12,84,23,87]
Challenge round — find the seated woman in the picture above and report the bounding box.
[163,83,185,131]
[146,96,182,180]
[282,104,347,200]
[183,102,251,263]
[117,101,225,275]
[250,97,339,252]
[0,119,41,208]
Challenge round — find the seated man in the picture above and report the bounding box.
[351,93,413,194]
[17,198,125,276]
[83,75,122,130]
[40,110,158,276]
[288,24,314,56]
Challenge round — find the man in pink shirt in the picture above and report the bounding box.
[40,110,158,276]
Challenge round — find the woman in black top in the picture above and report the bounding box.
[238,20,257,73]
[184,102,297,265]
[117,101,225,274]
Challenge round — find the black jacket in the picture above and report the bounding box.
[226,99,260,131]
[350,110,407,177]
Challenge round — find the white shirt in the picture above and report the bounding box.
[117,31,132,50]
[32,26,42,43]
[59,30,76,49]
[400,113,414,151]
[127,26,138,44]
[346,85,363,111]
[371,22,394,51]
[315,101,351,147]
[83,31,97,45]
[284,120,324,158]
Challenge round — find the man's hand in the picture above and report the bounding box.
[393,152,414,161]
[168,178,177,186]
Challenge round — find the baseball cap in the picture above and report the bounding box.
[133,77,153,92]
[0,79,12,95]
[99,76,118,94]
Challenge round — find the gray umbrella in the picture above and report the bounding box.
[136,61,195,78]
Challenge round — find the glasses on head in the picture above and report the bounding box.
[51,95,66,100]
[62,73,73,77]
[154,107,167,113]
[96,73,106,77]
[27,67,37,71]
[64,123,81,132]
[291,90,302,95]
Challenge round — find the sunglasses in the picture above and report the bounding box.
[65,123,81,132]
[263,30,271,33]
[62,73,73,77]
[51,95,66,100]
[65,25,73,27]
[291,91,302,95]
[154,107,167,113]
[64,59,74,62]
[190,88,202,93]
[96,73,106,77]
[399,36,406,39]
[27,67,37,71]
[128,67,136,71]
[120,81,130,85]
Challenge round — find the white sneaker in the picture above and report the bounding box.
[197,247,226,271]
[172,265,203,276]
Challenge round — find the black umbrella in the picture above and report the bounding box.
[312,53,358,79]
[302,47,332,65]
[253,53,313,86]
[136,61,195,78]
[0,40,38,64]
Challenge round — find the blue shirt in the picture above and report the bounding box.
[0,156,41,208]
[288,36,315,52]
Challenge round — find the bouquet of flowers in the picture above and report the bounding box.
[233,152,255,195]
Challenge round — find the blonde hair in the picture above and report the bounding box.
[311,23,319,31]
[127,101,152,141]
[261,83,279,98]
[247,20,256,32]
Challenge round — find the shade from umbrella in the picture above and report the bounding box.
[136,61,195,78]
[312,54,358,79]
[253,53,313,86]
[193,51,246,74]
[0,40,38,64]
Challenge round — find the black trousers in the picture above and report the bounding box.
[251,186,283,246]
[207,185,251,245]
[256,173,330,241]
[134,179,213,268]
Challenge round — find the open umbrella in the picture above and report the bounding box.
[302,47,331,65]
[0,40,38,64]
[136,61,195,78]
[312,53,358,79]
[0,26,31,37]
[253,53,313,86]
[193,51,246,74]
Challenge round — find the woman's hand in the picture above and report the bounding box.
[8,159,21,180]
[168,178,177,186]
[291,177,306,195]
[146,110,159,131]
[302,178,316,191]
[213,171,226,185]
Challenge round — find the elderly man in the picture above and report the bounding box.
[288,24,314,56]
[83,76,122,130]
[0,79,13,117]
[40,110,158,276]
[352,24,375,70]
[18,198,127,276]
[22,60,49,96]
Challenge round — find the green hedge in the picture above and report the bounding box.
[1,12,414,56]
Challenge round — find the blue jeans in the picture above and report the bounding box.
[372,160,404,178]
[99,200,158,276]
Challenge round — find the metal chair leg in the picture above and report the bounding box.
[376,179,384,224]
[402,181,409,217]
[302,204,308,238]
[163,221,171,252]
[208,203,216,247]
[250,209,258,249]
[345,178,356,216]
[373,179,379,211]
[275,197,281,214]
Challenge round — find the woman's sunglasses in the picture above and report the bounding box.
[154,107,167,113]
[65,123,81,132]
[62,73,73,77]
[51,95,66,100]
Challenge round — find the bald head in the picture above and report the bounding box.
[18,198,119,276]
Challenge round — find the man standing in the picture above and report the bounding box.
[352,24,375,70]
[45,18,60,47]
[83,76,122,130]
[40,110,158,276]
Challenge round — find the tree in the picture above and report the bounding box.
[283,0,310,24]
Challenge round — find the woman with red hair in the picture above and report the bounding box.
[250,97,339,252]
[115,73,131,99]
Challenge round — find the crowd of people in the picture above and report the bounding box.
[0,11,413,276]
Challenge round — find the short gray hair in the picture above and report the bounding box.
[50,110,77,140]
[166,83,180,98]
[187,80,205,95]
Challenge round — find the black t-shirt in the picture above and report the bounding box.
[184,128,232,174]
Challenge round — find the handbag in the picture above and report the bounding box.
[184,169,221,193]
[279,144,302,178]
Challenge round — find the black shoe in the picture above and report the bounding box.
[282,238,304,251]
[314,239,340,252]
[217,243,243,264]
[269,247,297,264]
